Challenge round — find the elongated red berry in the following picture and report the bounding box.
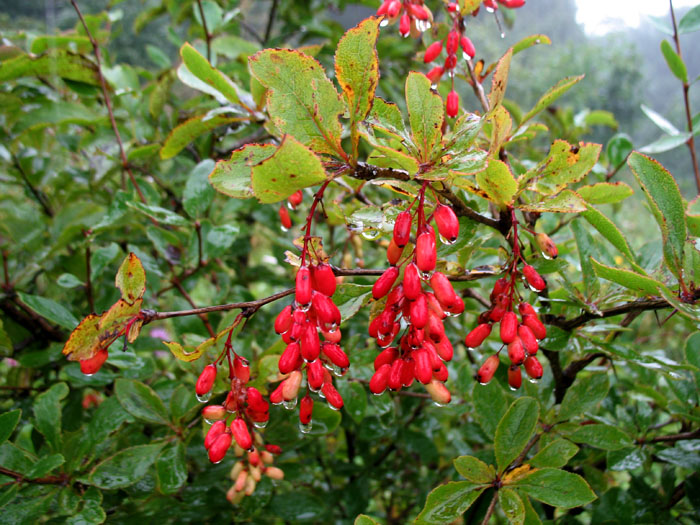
[407,3,429,20]
[508,365,522,390]
[387,0,402,17]
[446,31,459,55]
[208,431,232,463]
[476,354,500,384]
[312,292,340,326]
[465,323,492,348]
[265,444,282,455]
[269,383,284,404]
[445,296,464,315]
[460,36,475,58]
[80,349,108,375]
[370,363,391,394]
[234,356,250,383]
[196,364,217,396]
[410,294,428,329]
[518,324,538,355]
[300,395,313,424]
[393,211,412,248]
[426,66,444,84]
[274,305,293,334]
[283,371,302,401]
[446,90,459,118]
[387,239,404,265]
[444,54,457,70]
[435,336,453,362]
[430,272,458,307]
[296,266,312,305]
[373,266,399,300]
[388,359,404,391]
[427,312,446,343]
[501,0,525,7]
[424,41,443,63]
[288,190,303,208]
[307,359,325,390]
[518,302,536,316]
[523,355,543,380]
[374,347,398,371]
[204,420,227,449]
[202,405,226,422]
[322,382,344,409]
[403,263,421,300]
[279,342,301,374]
[313,263,337,296]
[433,361,449,382]
[231,418,252,451]
[416,230,437,272]
[425,292,446,319]
[522,264,546,292]
[507,338,525,365]
[413,349,433,384]
[301,323,320,362]
[322,343,349,369]
[399,13,410,36]
[434,205,459,243]
[500,311,518,344]
[246,387,268,413]
[279,205,292,229]
[491,278,509,302]
[522,314,547,340]
[376,0,391,15]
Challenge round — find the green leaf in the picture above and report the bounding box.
[489,48,513,109]
[521,75,585,125]
[57,273,85,289]
[406,71,444,162]
[66,486,105,524]
[558,373,609,422]
[512,34,551,55]
[660,40,688,83]
[495,397,540,473]
[576,182,633,204]
[89,443,165,489]
[571,219,600,297]
[338,381,367,424]
[27,453,65,478]
[685,332,700,369]
[606,133,634,167]
[581,205,637,263]
[333,283,373,322]
[627,152,687,279]
[454,455,495,484]
[524,140,601,195]
[476,159,517,206]
[639,132,692,154]
[184,159,216,218]
[115,253,146,305]
[500,488,525,525]
[33,382,69,452]
[519,190,587,213]
[251,135,327,203]
[30,35,91,54]
[513,468,596,509]
[591,258,663,295]
[472,380,508,438]
[354,515,380,525]
[679,4,700,34]
[0,409,21,446]
[415,482,485,525]
[180,43,240,104]
[335,17,380,144]
[125,202,189,226]
[160,114,239,160]
[209,143,276,199]
[156,442,187,495]
[114,378,170,425]
[568,424,633,450]
[0,50,99,85]
[530,439,579,469]
[16,292,79,330]
[249,48,345,158]
[307,403,341,435]
[640,104,680,135]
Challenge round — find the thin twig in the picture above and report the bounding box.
[0,466,69,485]
[85,236,95,313]
[669,0,700,193]
[195,0,212,62]
[69,0,147,203]
[263,0,279,44]
[480,491,498,525]
[11,154,53,217]
[465,58,490,114]
[638,428,700,444]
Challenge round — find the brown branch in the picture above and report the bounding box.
[465,58,490,114]
[638,428,700,444]
[11,154,53,217]
[0,296,65,342]
[480,491,498,525]
[84,236,95,313]
[263,0,279,44]
[195,0,212,62]
[1,248,10,290]
[0,466,69,485]
[69,0,147,203]
[669,0,700,193]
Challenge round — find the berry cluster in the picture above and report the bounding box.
[376,0,433,37]
[466,211,550,390]
[279,189,303,231]
[225,444,284,504]
[368,184,462,405]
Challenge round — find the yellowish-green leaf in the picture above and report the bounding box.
[251,135,327,203]
[591,258,661,295]
[180,43,240,104]
[0,50,99,85]
[524,140,601,195]
[406,72,444,163]
[519,189,587,214]
[163,341,205,362]
[476,159,517,207]
[115,253,146,305]
[454,456,495,484]
[530,439,580,469]
[520,75,585,125]
[209,143,276,199]
[576,182,633,204]
[62,314,101,361]
[160,114,240,160]
[488,105,513,156]
[512,34,551,55]
[580,204,638,265]
[489,48,513,108]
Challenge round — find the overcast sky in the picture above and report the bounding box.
[576,0,698,35]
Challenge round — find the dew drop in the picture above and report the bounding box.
[327,323,338,334]
[299,422,313,434]
[253,420,268,429]
[380,19,389,27]
[508,385,519,391]
[439,234,457,245]
[433,401,447,408]
[419,270,433,281]
[527,377,540,384]
[83,373,94,377]
[212,458,224,465]
[295,300,311,313]
[485,6,495,12]
[372,391,385,397]
[331,364,345,378]
[347,220,364,233]
[462,52,471,61]
[478,381,489,386]
[204,418,215,425]
[327,402,340,411]
[362,228,381,241]
[283,398,297,410]
[196,392,212,403]
[280,225,289,232]
[444,310,460,318]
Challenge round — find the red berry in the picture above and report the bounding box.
[447,2,458,12]
[296,266,312,305]
[518,324,538,355]
[416,229,437,272]
[476,354,500,384]
[393,211,412,248]
[300,323,320,362]
[465,323,492,348]
[460,36,475,58]
[204,420,227,449]
[491,278,509,302]
[231,418,252,451]
[433,204,459,243]
[387,239,404,265]
[300,395,313,425]
[426,311,446,343]
[435,336,453,362]
[446,90,459,118]
[500,311,518,344]
[377,0,391,15]
[288,190,303,208]
[407,3,429,20]
[307,359,325,391]
[234,356,250,382]
[446,31,459,55]
[321,342,349,369]
[322,382,344,409]
[404,263,422,300]
[444,54,457,70]
[523,355,543,380]
[522,264,546,292]
[265,444,282,455]
[279,205,292,229]
[195,364,217,396]
[279,342,300,374]
[507,338,526,365]
[374,346,398,371]
[274,305,293,334]
[202,405,226,422]
[80,349,108,375]
[409,294,428,329]
[312,292,340,326]
[424,41,443,63]
[387,359,404,391]
[413,349,433,384]
[370,363,392,394]
[387,0,402,17]
[522,314,547,340]
[426,66,444,84]
[518,302,536,316]
[444,296,465,316]
[373,266,399,300]
[208,431,232,463]
[399,14,410,36]
[508,365,522,390]
[500,0,525,7]
[246,387,268,413]
[430,271,457,307]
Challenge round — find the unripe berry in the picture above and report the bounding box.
[313,263,337,296]
[518,324,538,355]
[299,395,313,425]
[433,205,459,243]
[196,364,217,396]
[208,431,232,463]
[416,230,437,272]
[523,355,543,380]
[522,314,547,340]
[508,365,522,390]
[465,323,492,348]
[274,305,293,334]
[202,404,227,422]
[476,354,500,384]
[460,36,475,58]
[535,232,558,259]
[279,205,292,229]
[387,239,404,265]
[370,363,392,394]
[321,326,342,344]
[500,311,518,344]
[296,266,312,305]
[265,466,285,480]
[522,264,546,292]
[282,370,302,401]
[446,31,459,55]
[446,90,459,118]
[426,380,451,404]
[279,342,301,374]
[507,338,525,365]
[321,342,349,369]
[393,211,412,248]
[80,349,108,375]
[322,382,344,410]
[300,323,320,362]
[426,66,444,84]
[231,418,252,451]
[204,420,227,449]
[373,266,399,300]
[424,41,443,63]
[409,294,428,329]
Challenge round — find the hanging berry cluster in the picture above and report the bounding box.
[368,183,462,405]
[376,0,434,37]
[466,209,550,390]
[272,181,348,432]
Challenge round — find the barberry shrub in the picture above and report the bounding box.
[1,1,699,523]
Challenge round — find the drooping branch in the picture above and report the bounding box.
[0,466,69,486]
[195,0,212,62]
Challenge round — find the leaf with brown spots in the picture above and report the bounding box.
[405,72,444,163]
[488,48,512,109]
[476,159,517,207]
[251,135,327,203]
[209,143,276,199]
[518,189,587,213]
[115,253,146,305]
[521,140,601,195]
[62,314,101,361]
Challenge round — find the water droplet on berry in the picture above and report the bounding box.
[478,380,489,386]
[253,420,268,429]
[327,323,338,334]
[439,234,457,245]
[299,422,313,434]
[485,6,495,12]
[541,251,553,260]
[204,417,215,425]
[196,392,212,403]
[419,270,433,281]
[527,377,540,384]
[508,385,519,391]
[433,401,447,408]
[330,364,345,377]
[283,398,297,410]
[444,310,460,318]
[295,300,311,313]
[83,373,94,377]
[462,52,471,61]
[379,19,389,27]
[212,458,224,465]
[327,402,340,411]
